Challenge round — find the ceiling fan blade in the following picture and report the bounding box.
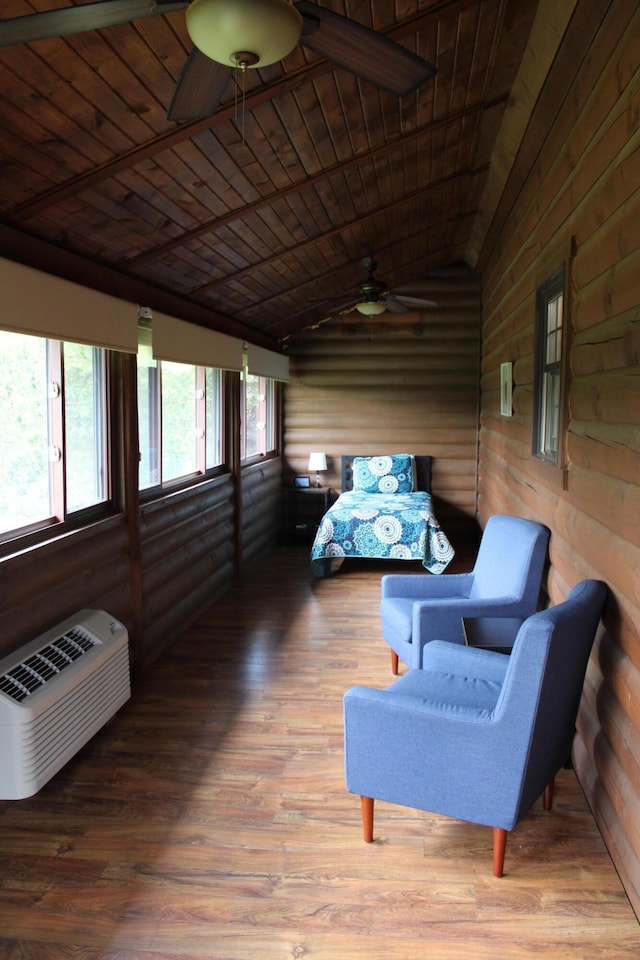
[336,299,360,314]
[295,1,436,96]
[0,0,188,48]
[167,49,232,121]
[384,295,409,314]
[393,294,438,308]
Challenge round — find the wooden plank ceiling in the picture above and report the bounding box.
[0,0,538,348]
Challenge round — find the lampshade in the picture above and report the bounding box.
[186,0,303,68]
[308,452,327,472]
[356,301,387,316]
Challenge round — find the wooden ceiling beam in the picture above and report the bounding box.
[246,214,476,321]
[3,0,480,223]
[193,166,482,298]
[125,96,504,269]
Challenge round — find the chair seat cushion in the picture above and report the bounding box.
[388,664,504,717]
[380,597,415,644]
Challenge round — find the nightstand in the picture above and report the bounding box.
[283,487,330,541]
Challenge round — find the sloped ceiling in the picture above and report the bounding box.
[0,0,541,349]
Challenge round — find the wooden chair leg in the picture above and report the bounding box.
[543,778,555,811]
[390,649,399,675]
[361,796,374,842]
[493,827,507,877]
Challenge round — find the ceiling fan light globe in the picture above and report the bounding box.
[186,0,303,68]
[356,301,386,316]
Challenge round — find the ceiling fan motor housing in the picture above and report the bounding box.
[359,277,387,302]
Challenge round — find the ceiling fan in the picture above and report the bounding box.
[0,0,437,122]
[341,258,438,316]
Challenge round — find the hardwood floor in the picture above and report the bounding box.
[1,544,638,959]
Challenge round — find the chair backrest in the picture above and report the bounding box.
[469,515,550,611]
[496,579,607,824]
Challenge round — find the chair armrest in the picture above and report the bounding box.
[422,640,510,683]
[413,596,520,647]
[381,572,473,600]
[344,684,495,724]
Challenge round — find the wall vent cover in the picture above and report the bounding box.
[0,626,97,702]
[0,609,131,800]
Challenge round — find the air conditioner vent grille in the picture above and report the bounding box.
[0,626,97,703]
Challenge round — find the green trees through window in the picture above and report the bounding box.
[1,326,277,543]
[242,373,274,460]
[0,331,107,536]
[137,351,223,492]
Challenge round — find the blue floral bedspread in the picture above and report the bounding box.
[310,490,455,577]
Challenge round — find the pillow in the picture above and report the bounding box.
[352,455,415,494]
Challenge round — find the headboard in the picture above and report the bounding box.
[341,455,432,493]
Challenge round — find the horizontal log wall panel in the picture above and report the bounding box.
[583,656,640,812]
[140,483,235,568]
[0,517,133,660]
[142,519,235,600]
[566,465,640,546]
[577,640,640,894]
[574,702,640,920]
[570,370,640,424]
[569,419,640,486]
[572,311,640,373]
[285,276,481,543]
[477,0,640,916]
[291,370,479,389]
[138,562,236,668]
[241,457,283,566]
[139,475,238,667]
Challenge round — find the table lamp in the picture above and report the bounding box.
[308,452,327,488]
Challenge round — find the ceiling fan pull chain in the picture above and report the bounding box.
[233,66,239,122]
[241,62,246,144]
[232,53,258,144]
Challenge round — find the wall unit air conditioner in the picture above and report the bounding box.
[0,609,131,800]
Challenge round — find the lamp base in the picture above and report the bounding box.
[314,474,321,488]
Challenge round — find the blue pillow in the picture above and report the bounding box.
[352,455,415,494]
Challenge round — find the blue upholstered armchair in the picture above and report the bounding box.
[380,514,550,674]
[345,579,607,877]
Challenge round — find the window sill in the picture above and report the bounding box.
[0,510,122,564]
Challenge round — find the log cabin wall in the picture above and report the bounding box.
[0,357,283,673]
[0,517,135,663]
[476,0,640,916]
[138,475,238,669]
[283,268,482,546]
[241,458,283,568]
[0,353,137,664]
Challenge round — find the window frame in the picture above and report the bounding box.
[240,371,277,464]
[137,353,226,498]
[0,333,114,553]
[531,242,574,475]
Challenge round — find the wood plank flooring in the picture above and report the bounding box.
[1,544,639,959]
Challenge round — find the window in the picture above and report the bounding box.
[0,330,108,540]
[137,334,223,491]
[532,266,566,466]
[241,373,275,460]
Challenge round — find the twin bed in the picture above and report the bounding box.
[310,454,455,578]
